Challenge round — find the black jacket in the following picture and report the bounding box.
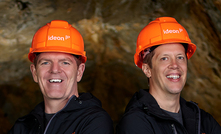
[9,93,114,134]
[116,89,221,134]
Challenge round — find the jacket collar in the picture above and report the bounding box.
[30,92,102,118]
[127,89,200,134]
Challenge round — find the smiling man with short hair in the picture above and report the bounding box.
[116,17,221,134]
[9,20,113,134]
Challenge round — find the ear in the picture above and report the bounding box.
[77,63,85,82]
[142,63,151,78]
[30,64,38,83]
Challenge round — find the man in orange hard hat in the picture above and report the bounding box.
[9,20,113,134]
[116,17,221,134]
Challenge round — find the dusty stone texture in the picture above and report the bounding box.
[0,0,220,133]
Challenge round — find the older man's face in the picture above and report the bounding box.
[30,52,85,101]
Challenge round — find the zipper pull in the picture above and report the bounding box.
[171,124,177,134]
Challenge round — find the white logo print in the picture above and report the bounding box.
[65,35,70,40]
[163,28,183,34]
[48,35,70,41]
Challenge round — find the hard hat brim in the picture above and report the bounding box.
[134,40,196,68]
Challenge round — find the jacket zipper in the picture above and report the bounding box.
[171,124,177,134]
[43,95,76,134]
[145,109,188,133]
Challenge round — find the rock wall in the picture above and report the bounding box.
[0,0,220,133]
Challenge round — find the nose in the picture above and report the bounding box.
[50,62,61,73]
[168,58,179,69]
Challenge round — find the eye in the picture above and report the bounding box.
[161,57,168,61]
[177,56,185,60]
[41,62,49,65]
[63,61,70,65]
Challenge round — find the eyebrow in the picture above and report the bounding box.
[37,59,50,64]
[161,51,185,55]
[59,58,74,63]
[37,57,74,64]
[156,52,186,58]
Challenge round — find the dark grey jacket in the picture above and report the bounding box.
[9,93,114,134]
[116,89,221,134]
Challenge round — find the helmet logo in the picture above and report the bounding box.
[48,35,70,41]
[65,35,70,40]
[163,28,183,34]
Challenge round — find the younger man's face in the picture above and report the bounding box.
[143,43,187,95]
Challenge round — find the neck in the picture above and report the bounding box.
[44,96,75,114]
[149,87,180,113]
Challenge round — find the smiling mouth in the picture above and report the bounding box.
[166,75,180,79]
[49,79,63,83]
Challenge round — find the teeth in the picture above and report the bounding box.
[49,79,62,83]
[167,75,180,79]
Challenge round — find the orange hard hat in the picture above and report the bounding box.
[134,17,196,68]
[28,20,86,63]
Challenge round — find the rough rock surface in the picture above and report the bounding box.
[0,0,221,133]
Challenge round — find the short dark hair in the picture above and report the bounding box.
[142,50,155,69]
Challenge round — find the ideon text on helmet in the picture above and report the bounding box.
[28,20,86,63]
[134,17,196,68]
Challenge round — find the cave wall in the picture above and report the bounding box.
[0,0,221,133]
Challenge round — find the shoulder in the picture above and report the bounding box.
[116,107,155,134]
[116,89,159,134]
[181,99,221,133]
[117,108,147,128]
[200,109,221,133]
[86,106,113,123]
[8,102,44,134]
[73,94,114,134]
[78,108,114,134]
[8,114,39,134]
[14,114,37,125]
